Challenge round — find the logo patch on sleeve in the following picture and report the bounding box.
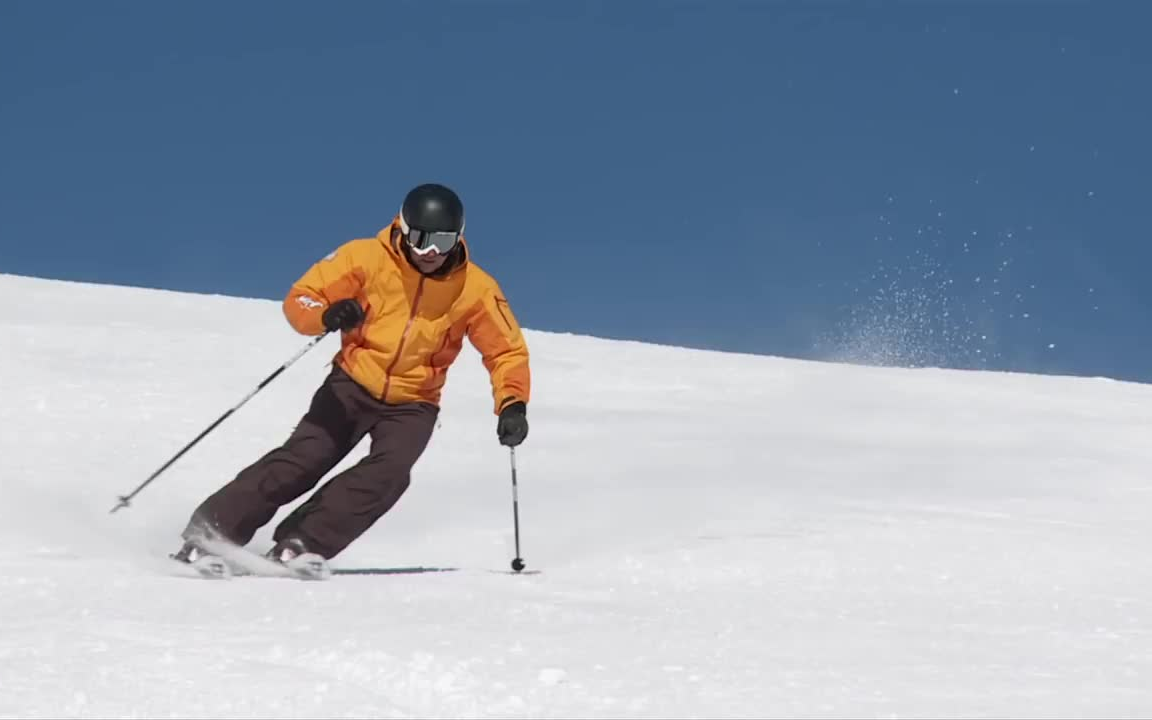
[296,295,324,310]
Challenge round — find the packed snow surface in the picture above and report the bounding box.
[2,273,1150,718]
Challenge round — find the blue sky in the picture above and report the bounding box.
[3,1,1151,381]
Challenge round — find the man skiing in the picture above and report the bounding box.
[173,182,531,572]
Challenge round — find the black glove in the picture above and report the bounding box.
[497,401,529,447]
[322,299,365,332]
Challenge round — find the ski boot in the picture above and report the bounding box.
[170,540,231,579]
[265,537,332,581]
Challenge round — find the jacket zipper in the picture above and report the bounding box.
[382,277,426,402]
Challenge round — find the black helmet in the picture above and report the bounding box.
[401,183,465,233]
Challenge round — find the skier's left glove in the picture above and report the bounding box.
[497,401,529,447]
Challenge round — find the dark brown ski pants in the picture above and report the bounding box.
[183,365,439,559]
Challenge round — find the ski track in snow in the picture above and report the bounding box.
[2,273,1151,718]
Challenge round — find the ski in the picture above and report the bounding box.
[169,533,540,580]
[172,535,332,581]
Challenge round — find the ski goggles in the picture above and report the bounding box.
[398,211,462,256]
[405,228,460,256]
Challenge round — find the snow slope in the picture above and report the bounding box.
[1,272,1150,719]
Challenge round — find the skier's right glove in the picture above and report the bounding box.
[322,299,365,332]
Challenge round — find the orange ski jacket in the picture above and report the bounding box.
[282,218,530,414]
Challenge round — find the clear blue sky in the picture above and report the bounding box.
[3,1,1151,381]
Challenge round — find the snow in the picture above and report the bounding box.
[2,271,1151,718]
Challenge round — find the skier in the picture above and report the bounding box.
[173,182,531,571]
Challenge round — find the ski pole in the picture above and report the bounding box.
[509,446,525,573]
[109,332,330,514]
